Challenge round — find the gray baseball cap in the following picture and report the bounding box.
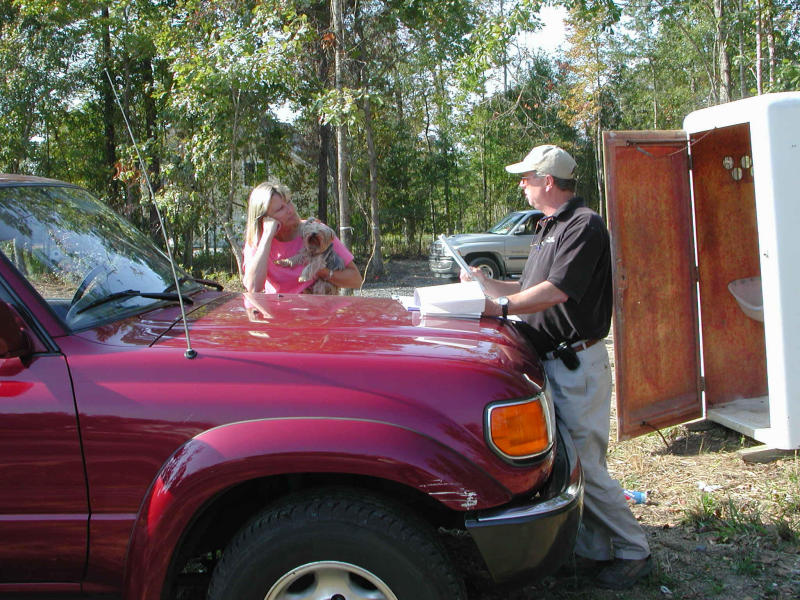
[505,145,577,179]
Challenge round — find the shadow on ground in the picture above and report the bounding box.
[655,422,761,456]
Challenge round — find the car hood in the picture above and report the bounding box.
[443,232,507,247]
[74,291,541,376]
[152,292,540,374]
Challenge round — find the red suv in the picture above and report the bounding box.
[0,175,582,600]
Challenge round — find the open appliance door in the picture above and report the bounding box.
[603,130,703,440]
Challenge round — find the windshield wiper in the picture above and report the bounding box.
[76,289,194,315]
[162,276,223,293]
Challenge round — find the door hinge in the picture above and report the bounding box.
[699,376,705,392]
[687,153,693,171]
[693,265,700,282]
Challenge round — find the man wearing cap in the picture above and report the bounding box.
[462,144,652,590]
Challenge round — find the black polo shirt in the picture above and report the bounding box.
[519,196,612,355]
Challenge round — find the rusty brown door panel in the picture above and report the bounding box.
[603,131,703,440]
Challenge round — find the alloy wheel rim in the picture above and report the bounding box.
[264,560,399,600]
[478,264,495,278]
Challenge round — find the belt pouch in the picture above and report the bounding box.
[555,341,580,370]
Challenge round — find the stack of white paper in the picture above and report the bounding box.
[412,281,485,318]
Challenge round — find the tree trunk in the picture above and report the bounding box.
[141,57,162,244]
[594,124,604,220]
[183,226,193,270]
[318,123,330,222]
[100,6,120,207]
[481,119,488,231]
[593,44,605,219]
[422,91,437,239]
[317,36,330,221]
[228,90,244,278]
[332,0,351,251]
[738,0,746,98]
[714,0,731,103]
[649,56,658,128]
[363,95,385,279]
[765,0,775,88]
[755,0,763,94]
[443,142,451,234]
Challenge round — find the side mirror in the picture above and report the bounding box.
[0,301,34,361]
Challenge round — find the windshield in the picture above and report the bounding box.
[488,212,528,235]
[0,183,199,330]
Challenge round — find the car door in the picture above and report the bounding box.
[504,213,538,276]
[0,261,88,583]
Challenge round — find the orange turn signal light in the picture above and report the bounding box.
[488,398,552,459]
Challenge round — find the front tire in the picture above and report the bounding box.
[207,489,465,600]
[468,256,501,280]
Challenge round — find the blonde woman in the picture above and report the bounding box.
[242,182,361,294]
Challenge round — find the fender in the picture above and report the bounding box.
[123,416,513,600]
[457,244,505,270]
[458,240,505,256]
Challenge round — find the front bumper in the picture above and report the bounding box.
[427,255,459,277]
[464,423,583,582]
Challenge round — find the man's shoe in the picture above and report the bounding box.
[594,555,653,589]
[557,554,612,577]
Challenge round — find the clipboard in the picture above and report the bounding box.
[438,234,486,294]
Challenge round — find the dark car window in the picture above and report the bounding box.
[488,212,528,235]
[518,214,539,235]
[0,184,199,330]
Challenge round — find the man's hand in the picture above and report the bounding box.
[459,266,488,285]
[483,296,503,317]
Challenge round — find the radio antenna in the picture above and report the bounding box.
[104,69,197,359]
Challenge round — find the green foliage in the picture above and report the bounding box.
[732,551,761,576]
[0,0,96,177]
[683,490,799,547]
[685,491,720,529]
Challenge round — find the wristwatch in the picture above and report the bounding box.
[497,296,509,320]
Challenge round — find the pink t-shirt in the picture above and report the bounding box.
[243,232,354,294]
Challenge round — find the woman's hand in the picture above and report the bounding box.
[311,262,362,290]
[259,217,280,244]
[243,218,280,293]
[314,267,332,281]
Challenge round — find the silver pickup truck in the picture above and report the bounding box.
[428,209,543,280]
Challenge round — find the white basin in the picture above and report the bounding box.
[728,277,764,322]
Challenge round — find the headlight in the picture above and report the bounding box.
[485,391,554,462]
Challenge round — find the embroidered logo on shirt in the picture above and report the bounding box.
[533,235,556,249]
[534,215,557,249]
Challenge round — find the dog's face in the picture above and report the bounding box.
[301,218,334,255]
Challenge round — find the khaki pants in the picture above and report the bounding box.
[543,341,650,561]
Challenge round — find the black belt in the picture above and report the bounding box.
[543,338,602,361]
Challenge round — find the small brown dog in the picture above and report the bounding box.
[274,218,344,295]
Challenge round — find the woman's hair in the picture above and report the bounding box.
[245,181,292,246]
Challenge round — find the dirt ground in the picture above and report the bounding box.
[361,260,800,600]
